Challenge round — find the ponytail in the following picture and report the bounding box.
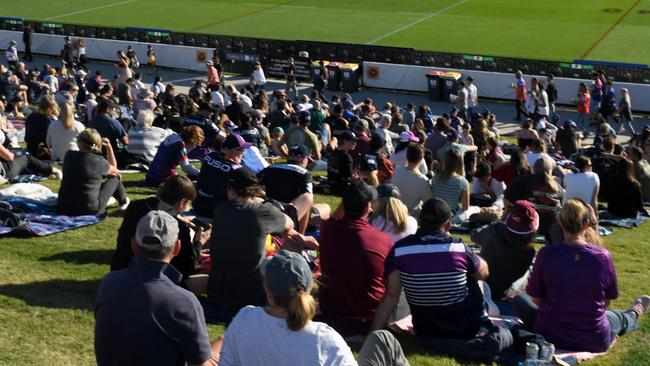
[273,288,316,331]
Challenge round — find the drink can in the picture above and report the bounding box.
[525,342,539,360]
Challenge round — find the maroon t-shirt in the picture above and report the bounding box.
[318,217,393,320]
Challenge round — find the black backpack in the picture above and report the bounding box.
[0,201,26,228]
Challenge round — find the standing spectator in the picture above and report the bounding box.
[145,125,203,186]
[371,198,491,341]
[77,40,88,71]
[513,199,650,353]
[600,80,618,124]
[546,74,558,118]
[313,59,328,96]
[57,128,129,216]
[206,60,220,91]
[391,143,432,216]
[466,76,479,117]
[25,94,59,158]
[61,37,74,68]
[146,45,157,74]
[319,180,399,335]
[22,25,33,61]
[46,100,85,161]
[453,81,469,122]
[5,40,18,67]
[285,57,298,100]
[95,211,219,366]
[590,72,603,117]
[126,45,139,68]
[576,82,591,132]
[563,155,600,211]
[512,70,527,122]
[617,88,634,135]
[248,61,267,92]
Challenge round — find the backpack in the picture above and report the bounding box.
[0,201,26,228]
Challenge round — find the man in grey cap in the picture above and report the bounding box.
[6,40,18,67]
[95,211,220,366]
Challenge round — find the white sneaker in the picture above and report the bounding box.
[625,295,650,319]
[119,198,131,211]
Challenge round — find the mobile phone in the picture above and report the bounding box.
[191,217,210,230]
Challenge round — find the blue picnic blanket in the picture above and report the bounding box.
[598,211,649,228]
[0,213,102,237]
[9,174,47,184]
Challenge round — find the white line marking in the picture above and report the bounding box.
[366,0,467,44]
[44,0,138,20]
[241,3,316,9]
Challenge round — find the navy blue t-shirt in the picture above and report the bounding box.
[194,152,242,217]
[89,114,127,152]
[95,256,212,366]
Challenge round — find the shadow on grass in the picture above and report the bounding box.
[40,249,114,265]
[0,279,99,311]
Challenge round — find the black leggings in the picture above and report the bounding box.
[97,177,127,214]
[2,154,53,179]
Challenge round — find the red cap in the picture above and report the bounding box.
[505,200,539,234]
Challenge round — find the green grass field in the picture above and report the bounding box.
[0,172,649,365]
[4,0,650,65]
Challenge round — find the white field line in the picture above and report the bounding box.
[242,3,317,9]
[366,0,468,44]
[45,0,138,20]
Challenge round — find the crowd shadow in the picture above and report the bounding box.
[40,249,113,265]
[0,279,100,311]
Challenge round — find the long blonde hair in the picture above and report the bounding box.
[559,199,602,246]
[77,128,102,154]
[37,94,59,117]
[59,100,75,130]
[370,196,409,234]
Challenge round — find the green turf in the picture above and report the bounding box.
[0,172,649,365]
[3,0,650,65]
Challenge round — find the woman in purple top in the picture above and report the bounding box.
[513,199,649,352]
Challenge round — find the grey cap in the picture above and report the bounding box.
[135,210,179,249]
[261,250,313,297]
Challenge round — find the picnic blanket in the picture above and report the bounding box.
[9,174,47,184]
[0,213,103,237]
[598,211,649,228]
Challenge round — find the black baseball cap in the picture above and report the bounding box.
[419,198,452,229]
[370,132,386,149]
[228,167,258,189]
[340,130,357,142]
[360,155,378,171]
[342,180,378,214]
[377,184,400,199]
[223,134,253,150]
[446,128,459,141]
[288,144,309,158]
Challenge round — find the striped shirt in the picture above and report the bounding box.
[431,175,469,212]
[127,126,172,163]
[387,230,484,338]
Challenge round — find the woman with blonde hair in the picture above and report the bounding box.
[46,100,85,161]
[218,249,410,366]
[369,184,417,244]
[25,94,59,158]
[514,199,649,353]
[57,128,129,215]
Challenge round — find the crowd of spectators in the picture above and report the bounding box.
[2,37,650,365]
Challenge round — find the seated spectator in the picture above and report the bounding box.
[359,153,379,186]
[524,139,554,168]
[318,180,400,335]
[471,162,506,209]
[436,129,478,177]
[424,117,449,160]
[514,119,539,151]
[132,88,157,115]
[391,131,427,175]
[112,175,207,279]
[491,149,531,187]
[431,148,475,222]
[593,136,622,201]
[259,145,331,234]
[145,125,203,187]
[88,98,128,155]
[0,128,59,182]
[628,146,650,202]
[365,132,394,184]
[514,199,649,353]
[270,126,286,157]
[219,249,410,366]
[368,184,418,244]
[127,110,172,163]
[505,158,563,235]
[193,134,252,218]
[555,120,581,158]
[391,143,432,216]
[327,131,357,195]
[563,155,599,211]
[233,112,263,150]
[472,200,537,305]
[377,114,399,156]
[486,136,505,169]
[57,129,128,216]
[280,112,321,161]
[95,211,220,366]
[46,100,84,161]
[371,198,492,341]
[604,158,644,218]
[25,94,59,159]
[205,167,297,323]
